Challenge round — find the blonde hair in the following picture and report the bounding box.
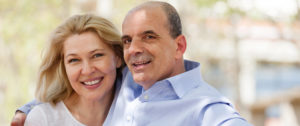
[36,14,124,105]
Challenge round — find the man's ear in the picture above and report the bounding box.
[174,35,187,59]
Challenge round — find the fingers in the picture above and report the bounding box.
[10,111,26,126]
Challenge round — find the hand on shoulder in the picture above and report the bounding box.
[11,111,26,126]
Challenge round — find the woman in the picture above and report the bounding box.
[24,14,124,126]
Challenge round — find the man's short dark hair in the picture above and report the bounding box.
[160,2,182,38]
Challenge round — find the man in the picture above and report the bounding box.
[12,1,252,126]
[103,1,251,126]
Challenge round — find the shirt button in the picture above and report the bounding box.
[126,116,132,121]
[144,95,149,100]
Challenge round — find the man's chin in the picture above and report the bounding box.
[132,75,147,85]
[132,74,154,90]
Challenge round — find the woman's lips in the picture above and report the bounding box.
[80,77,103,89]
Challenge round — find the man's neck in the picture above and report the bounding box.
[142,59,185,90]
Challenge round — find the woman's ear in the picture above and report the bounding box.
[174,35,187,59]
[116,56,122,68]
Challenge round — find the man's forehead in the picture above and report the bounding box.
[124,9,148,24]
[123,5,166,24]
[123,9,167,31]
[122,24,158,38]
[128,2,162,15]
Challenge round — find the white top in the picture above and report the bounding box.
[24,101,86,126]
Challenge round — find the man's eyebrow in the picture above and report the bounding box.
[142,30,159,36]
[121,30,159,40]
[121,35,130,40]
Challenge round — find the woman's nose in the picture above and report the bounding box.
[81,61,95,75]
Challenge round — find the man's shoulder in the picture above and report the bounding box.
[183,82,232,105]
[181,85,249,125]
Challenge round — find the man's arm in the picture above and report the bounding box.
[201,103,253,126]
[11,111,26,126]
[10,100,40,126]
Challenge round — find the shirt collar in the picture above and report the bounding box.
[139,80,178,102]
[167,60,204,98]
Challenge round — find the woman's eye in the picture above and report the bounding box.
[93,53,104,58]
[68,59,79,63]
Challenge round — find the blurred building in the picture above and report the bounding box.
[177,1,300,125]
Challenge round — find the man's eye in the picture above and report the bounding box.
[122,38,132,44]
[145,35,155,39]
[93,53,104,58]
[68,59,79,63]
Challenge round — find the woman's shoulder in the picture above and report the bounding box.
[25,101,68,126]
[24,102,53,126]
[26,101,86,126]
[30,101,63,114]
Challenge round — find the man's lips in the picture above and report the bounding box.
[128,54,153,71]
[132,60,151,67]
[131,60,152,71]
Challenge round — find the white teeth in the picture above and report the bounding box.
[83,79,100,85]
[134,60,150,65]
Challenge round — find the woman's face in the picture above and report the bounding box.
[63,31,121,101]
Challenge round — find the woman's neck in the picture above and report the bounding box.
[64,89,114,126]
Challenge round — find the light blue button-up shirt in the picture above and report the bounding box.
[104,60,252,126]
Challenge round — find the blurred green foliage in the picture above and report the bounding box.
[0,0,65,125]
[193,0,225,7]
[0,0,144,125]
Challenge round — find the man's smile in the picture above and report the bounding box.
[131,59,152,72]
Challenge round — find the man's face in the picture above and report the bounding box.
[122,8,179,89]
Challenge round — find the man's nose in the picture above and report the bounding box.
[81,61,95,75]
[127,38,143,56]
